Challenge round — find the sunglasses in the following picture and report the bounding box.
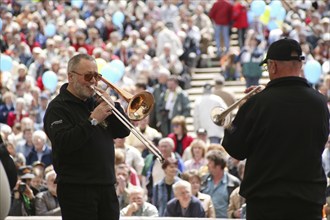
[71,70,102,82]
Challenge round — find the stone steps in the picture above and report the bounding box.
[184,27,267,134]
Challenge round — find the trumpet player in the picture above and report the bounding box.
[222,38,329,220]
[44,54,130,220]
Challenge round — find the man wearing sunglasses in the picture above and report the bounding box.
[44,54,130,220]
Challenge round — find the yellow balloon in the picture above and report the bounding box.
[260,6,271,25]
[95,58,107,73]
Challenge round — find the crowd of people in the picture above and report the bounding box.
[0,0,330,219]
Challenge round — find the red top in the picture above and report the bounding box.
[232,2,249,29]
[168,133,194,156]
[209,0,233,25]
[72,43,95,55]
[7,112,29,127]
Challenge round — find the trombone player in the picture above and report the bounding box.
[44,54,130,220]
[221,38,329,220]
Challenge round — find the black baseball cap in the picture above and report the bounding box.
[259,38,305,66]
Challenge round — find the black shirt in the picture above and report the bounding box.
[43,83,130,185]
[222,76,329,205]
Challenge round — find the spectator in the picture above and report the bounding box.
[120,186,158,217]
[7,97,29,128]
[114,148,140,186]
[191,5,213,36]
[9,165,36,216]
[227,160,246,219]
[240,34,265,87]
[150,67,170,129]
[114,137,144,179]
[13,64,35,93]
[156,22,183,57]
[168,115,194,156]
[182,170,216,218]
[159,0,179,28]
[323,135,330,178]
[33,92,49,130]
[157,76,191,137]
[221,52,240,81]
[15,128,34,159]
[124,54,143,82]
[182,128,210,162]
[213,75,236,107]
[232,0,248,48]
[209,0,233,57]
[0,92,15,124]
[164,180,205,217]
[26,130,52,167]
[116,163,135,210]
[35,170,61,216]
[71,31,94,55]
[152,158,181,216]
[201,150,240,218]
[184,139,207,172]
[142,137,185,202]
[115,41,133,66]
[177,30,199,72]
[158,42,183,75]
[194,83,228,143]
[126,0,147,22]
[125,116,161,157]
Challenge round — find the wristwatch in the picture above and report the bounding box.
[89,117,98,126]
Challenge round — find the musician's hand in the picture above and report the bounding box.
[239,85,264,108]
[244,85,264,94]
[91,101,113,122]
[93,86,115,106]
[91,87,115,122]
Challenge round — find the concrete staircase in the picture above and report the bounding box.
[186,66,269,134]
[185,28,270,134]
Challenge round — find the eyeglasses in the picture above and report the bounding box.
[71,70,102,82]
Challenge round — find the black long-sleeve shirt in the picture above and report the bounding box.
[44,83,130,185]
[222,77,329,205]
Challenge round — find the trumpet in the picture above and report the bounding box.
[211,85,264,127]
[91,77,165,163]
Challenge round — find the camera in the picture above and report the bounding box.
[18,182,26,193]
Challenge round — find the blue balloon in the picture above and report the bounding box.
[45,23,56,37]
[276,7,286,21]
[247,11,256,24]
[267,20,278,30]
[269,0,282,12]
[304,60,322,84]
[112,11,125,27]
[101,63,124,84]
[109,60,125,74]
[71,0,83,8]
[251,0,266,16]
[0,54,13,71]
[42,71,58,93]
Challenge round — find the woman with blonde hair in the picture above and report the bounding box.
[184,139,207,172]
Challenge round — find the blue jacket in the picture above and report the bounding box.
[152,176,181,216]
[26,145,52,167]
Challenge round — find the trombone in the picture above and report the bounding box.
[91,77,165,163]
[211,85,264,127]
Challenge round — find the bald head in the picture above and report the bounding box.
[267,58,302,80]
